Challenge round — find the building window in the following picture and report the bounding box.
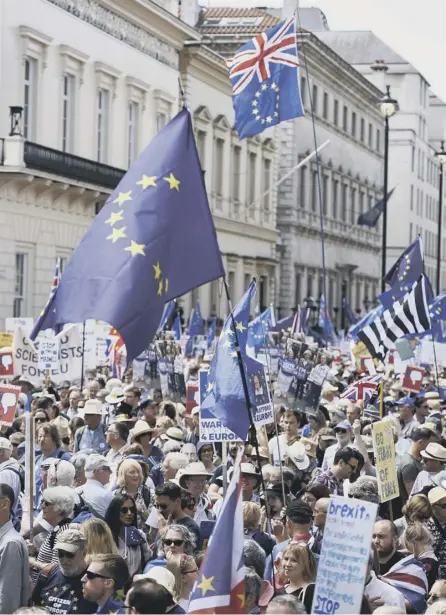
[323,92,328,119]
[232,144,241,202]
[196,130,206,169]
[311,170,318,212]
[312,84,318,113]
[342,105,348,131]
[328,277,335,310]
[24,57,38,140]
[350,187,356,224]
[359,191,364,214]
[410,185,414,211]
[262,158,271,220]
[351,112,356,138]
[341,184,348,221]
[307,274,314,298]
[368,123,373,147]
[294,273,301,307]
[300,76,306,106]
[360,118,365,143]
[244,273,251,291]
[409,222,413,242]
[61,74,75,153]
[248,151,256,212]
[376,129,381,152]
[333,99,339,126]
[213,138,224,202]
[332,179,339,219]
[322,175,328,216]
[156,112,167,132]
[299,166,306,208]
[97,88,110,163]
[14,253,28,318]
[58,256,69,273]
[127,101,139,166]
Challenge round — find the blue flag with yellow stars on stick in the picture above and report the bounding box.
[34,109,224,362]
[201,281,258,440]
[227,14,304,139]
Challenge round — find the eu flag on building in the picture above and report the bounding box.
[34,109,224,362]
[189,453,245,614]
[227,14,304,139]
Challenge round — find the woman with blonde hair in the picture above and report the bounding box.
[402,521,438,589]
[81,517,119,563]
[114,458,151,529]
[395,494,432,538]
[277,543,317,613]
[166,553,200,611]
[243,501,276,556]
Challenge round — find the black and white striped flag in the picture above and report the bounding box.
[358,275,431,362]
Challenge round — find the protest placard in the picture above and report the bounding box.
[248,364,274,427]
[0,349,14,378]
[0,384,21,425]
[198,370,242,442]
[402,365,424,393]
[38,338,60,371]
[0,332,13,348]
[5,317,34,336]
[372,419,399,503]
[312,496,377,614]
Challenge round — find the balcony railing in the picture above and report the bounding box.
[23,142,126,190]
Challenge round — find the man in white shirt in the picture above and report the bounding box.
[76,454,113,518]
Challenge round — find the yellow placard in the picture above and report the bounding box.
[0,332,13,348]
[372,420,400,503]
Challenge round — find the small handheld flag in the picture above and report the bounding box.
[227,14,304,139]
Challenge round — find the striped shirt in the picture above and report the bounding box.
[31,521,71,583]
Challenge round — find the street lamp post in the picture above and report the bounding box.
[435,140,446,294]
[379,85,399,293]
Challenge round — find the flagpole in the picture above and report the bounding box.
[223,277,278,588]
[247,140,330,211]
[80,321,86,391]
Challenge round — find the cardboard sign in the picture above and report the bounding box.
[248,364,274,427]
[0,332,13,348]
[198,370,241,442]
[5,317,33,336]
[0,349,14,378]
[402,365,425,393]
[372,420,399,503]
[312,497,377,614]
[38,338,60,371]
[0,385,21,425]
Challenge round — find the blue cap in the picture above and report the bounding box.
[395,396,414,407]
[334,420,352,431]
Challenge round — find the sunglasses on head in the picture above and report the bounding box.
[85,570,111,581]
[120,506,135,514]
[57,549,75,559]
[164,538,184,547]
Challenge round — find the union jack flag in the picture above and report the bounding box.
[341,374,382,404]
[227,15,304,139]
[30,258,62,340]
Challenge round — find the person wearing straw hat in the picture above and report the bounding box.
[74,399,108,454]
[130,420,163,469]
[410,442,446,495]
[179,462,214,525]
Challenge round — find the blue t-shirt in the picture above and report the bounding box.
[96,594,125,614]
[33,567,96,614]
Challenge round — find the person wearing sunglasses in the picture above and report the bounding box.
[309,446,363,496]
[166,553,200,612]
[81,554,129,614]
[104,494,152,578]
[426,487,446,580]
[31,528,97,614]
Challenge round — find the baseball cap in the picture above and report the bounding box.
[334,420,352,432]
[55,528,86,553]
[135,566,176,596]
[395,396,414,407]
[85,454,111,475]
[286,500,313,524]
[0,438,12,453]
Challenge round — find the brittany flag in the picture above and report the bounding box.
[189,452,245,613]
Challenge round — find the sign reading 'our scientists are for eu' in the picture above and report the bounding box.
[312,497,377,615]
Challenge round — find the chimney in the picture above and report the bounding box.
[180,0,200,27]
[282,0,299,20]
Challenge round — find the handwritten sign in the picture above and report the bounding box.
[38,338,60,371]
[312,497,377,614]
[372,420,399,503]
[0,332,13,348]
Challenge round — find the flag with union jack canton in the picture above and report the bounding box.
[29,258,61,341]
[227,15,304,139]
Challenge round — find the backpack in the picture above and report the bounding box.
[7,463,25,493]
[75,424,106,450]
[72,489,103,522]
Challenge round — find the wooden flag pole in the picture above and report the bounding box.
[25,413,35,543]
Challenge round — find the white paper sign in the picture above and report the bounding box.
[13,325,84,385]
[6,317,34,336]
[312,496,377,615]
[38,338,60,371]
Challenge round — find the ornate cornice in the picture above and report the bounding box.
[46,0,178,69]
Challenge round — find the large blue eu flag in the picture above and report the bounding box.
[227,15,304,139]
[35,109,224,362]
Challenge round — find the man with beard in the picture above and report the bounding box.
[82,554,129,614]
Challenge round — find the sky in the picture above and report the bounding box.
[201,0,446,100]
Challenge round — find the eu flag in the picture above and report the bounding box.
[357,188,395,227]
[30,258,61,340]
[384,236,424,296]
[36,109,224,362]
[201,281,257,440]
[189,301,205,337]
[172,314,182,341]
[207,316,217,350]
[429,292,446,321]
[247,306,275,349]
[318,294,338,345]
[227,15,304,139]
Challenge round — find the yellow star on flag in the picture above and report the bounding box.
[266,116,272,123]
[113,191,132,206]
[231,351,238,358]
[252,100,258,107]
[105,210,124,226]
[157,280,164,296]
[206,381,214,393]
[164,173,180,191]
[261,84,268,91]
[237,593,246,609]
[222,339,232,348]
[124,240,146,256]
[236,321,247,333]
[165,278,169,294]
[136,175,157,190]
[197,575,215,597]
[107,227,126,243]
[255,91,261,98]
[153,261,162,280]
